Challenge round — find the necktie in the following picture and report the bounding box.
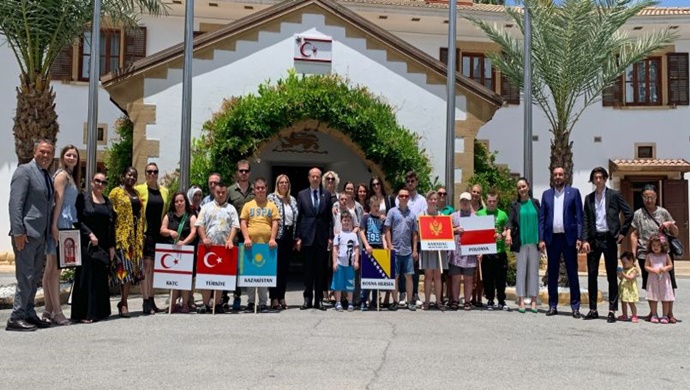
[313,189,319,211]
[42,169,54,199]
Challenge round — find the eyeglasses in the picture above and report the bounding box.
[643,196,656,201]
[372,182,381,186]
[437,192,447,196]
[146,170,158,175]
[326,177,335,182]
[94,179,107,186]
[209,181,219,186]
[398,195,409,199]
[406,179,416,184]
[238,169,250,174]
[278,181,288,185]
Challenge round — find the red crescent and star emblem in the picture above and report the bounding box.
[299,42,318,58]
[161,254,174,269]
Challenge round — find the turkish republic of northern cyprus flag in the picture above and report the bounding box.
[196,245,238,290]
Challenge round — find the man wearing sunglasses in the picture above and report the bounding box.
[200,172,222,207]
[395,171,426,307]
[226,160,255,311]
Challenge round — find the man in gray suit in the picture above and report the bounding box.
[7,139,55,331]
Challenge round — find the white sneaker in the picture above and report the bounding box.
[398,292,406,306]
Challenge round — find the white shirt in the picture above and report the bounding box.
[284,203,295,226]
[396,192,427,217]
[552,188,565,234]
[595,188,608,233]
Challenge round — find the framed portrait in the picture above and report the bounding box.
[58,229,82,268]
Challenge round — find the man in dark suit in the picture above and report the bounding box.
[7,139,55,331]
[539,166,584,318]
[295,168,333,310]
[581,167,633,323]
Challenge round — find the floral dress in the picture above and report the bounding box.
[109,187,145,285]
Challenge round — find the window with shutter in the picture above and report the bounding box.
[50,44,73,81]
[667,53,689,106]
[79,29,121,81]
[602,76,623,107]
[439,47,460,72]
[124,26,147,68]
[501,74,520,105]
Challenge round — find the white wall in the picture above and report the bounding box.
[479,39,690,200]
[143,13,467,184]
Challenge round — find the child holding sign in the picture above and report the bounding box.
[332,211,360,312]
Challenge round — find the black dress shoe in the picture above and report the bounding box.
[6,319,37,332]
[572,310,582,319]
[584,310,599,320]
[300,299,312,310]
[314,300,326,311]
[607,312,616,323]
[545,308,558,316]
[25,316,51,329]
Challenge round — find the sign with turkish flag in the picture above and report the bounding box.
[153,244,195,290]
[196,245,238,290]
[458,216,497,255]
[418,215,456,251]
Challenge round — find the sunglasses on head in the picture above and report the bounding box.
[146,170,158,174]
[94,178,107,185]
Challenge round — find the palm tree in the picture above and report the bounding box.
[466,0,675,183]
[0,0,166,164]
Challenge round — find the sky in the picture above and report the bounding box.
[504,0,690,6]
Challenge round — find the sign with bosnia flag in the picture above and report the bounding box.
[238,243,278,287]
[360,249,395,290]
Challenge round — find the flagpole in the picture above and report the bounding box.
[85,0,101,191]
[445,0,457,203]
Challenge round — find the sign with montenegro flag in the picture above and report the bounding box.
[361,249,395,290]
[238,243,278,288]
[418,215,456,251]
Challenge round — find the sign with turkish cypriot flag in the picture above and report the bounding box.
[418,215,456,251]
[153,244,195,290]
[293,35,332,63]
[196,245,238,290]
[459,216,497,255]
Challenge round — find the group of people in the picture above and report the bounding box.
[6,139,681,332]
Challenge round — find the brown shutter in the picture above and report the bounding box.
[440,48,448,66]
[50,44,73,81]
[602,76,623,106]
[501,74,520,104]
[667,52,689,106]
[123,26,147,68]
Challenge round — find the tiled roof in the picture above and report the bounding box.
[342,0,690,16]
[610,159,690,172]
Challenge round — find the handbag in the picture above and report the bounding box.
[643,207,684,257]
[88,243,110,265]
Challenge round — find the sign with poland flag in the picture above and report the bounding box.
[153,244,195,290]
[458,216,497,256]
[196,245,238,290]
[418,215,456,251]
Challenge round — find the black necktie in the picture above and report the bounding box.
[312,189,319,211]
[42,169,53,199]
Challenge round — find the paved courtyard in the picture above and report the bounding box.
[1,275,689,390]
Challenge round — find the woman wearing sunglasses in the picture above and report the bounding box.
[71,173,115,323]
[135,162,170,315]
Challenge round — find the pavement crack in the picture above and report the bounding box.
[366,319,396,390]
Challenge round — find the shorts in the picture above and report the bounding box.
[449,264,475,276]
[331,265,355,292]
[395,254,414,276]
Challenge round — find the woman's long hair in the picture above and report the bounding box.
[171,191,193,215]
[59,145,81,188]
[515,177,533,203]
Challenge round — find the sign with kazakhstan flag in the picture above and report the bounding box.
[361,249,395,290]
[238,243,277,287]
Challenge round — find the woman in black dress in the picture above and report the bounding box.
[71,173,115,323]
